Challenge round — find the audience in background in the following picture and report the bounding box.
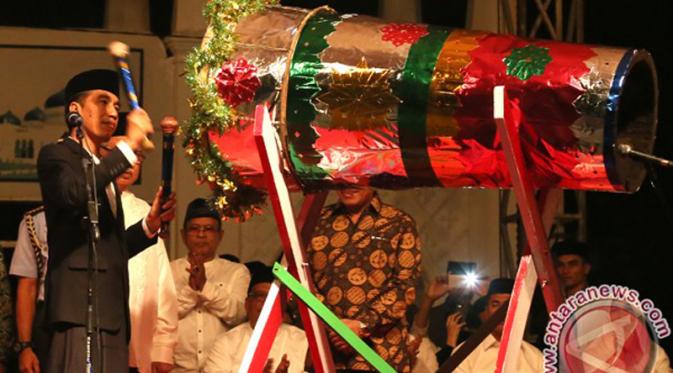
[0,250,12,373]
[170,198,250,372]
[452,278,543,373]
[204,261,308,373]
[5,199,673,373]
[409,275,488,368]
[552,240,592,297]
[424,280,484,351]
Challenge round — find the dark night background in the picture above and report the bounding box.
[2,0,673,358]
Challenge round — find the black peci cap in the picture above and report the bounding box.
[245,261,275,293]
[487,278,515,296]
[64,69,119,113]
[183,198,221,227]
[551,240,591,263]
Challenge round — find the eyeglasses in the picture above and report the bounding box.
[186,224,219,235]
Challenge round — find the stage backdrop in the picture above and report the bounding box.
[0,44,143,182]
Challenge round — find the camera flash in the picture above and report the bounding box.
[464,272,478,288]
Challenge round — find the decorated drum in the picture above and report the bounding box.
[185,4,658,219]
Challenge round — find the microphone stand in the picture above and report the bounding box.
[74,126,102,373]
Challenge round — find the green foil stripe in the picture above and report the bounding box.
[286,11,340,182]
[396,26,450,186]
[271,262,396,373]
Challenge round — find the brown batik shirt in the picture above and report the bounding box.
[307,194,421,372]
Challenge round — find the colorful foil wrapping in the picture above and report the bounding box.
[206,6,658,195]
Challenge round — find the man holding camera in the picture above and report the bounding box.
[452,278,543,372]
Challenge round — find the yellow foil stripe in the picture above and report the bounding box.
[426,30,481,137]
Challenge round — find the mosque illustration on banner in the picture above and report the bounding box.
[0,90,67,181]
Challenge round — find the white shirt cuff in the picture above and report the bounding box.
[116,140,138,165]
[142,216,158,238]
[150,345,175,365]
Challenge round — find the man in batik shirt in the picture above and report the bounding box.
[307,186,421,372]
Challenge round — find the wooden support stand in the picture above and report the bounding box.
[493,86,563,372]
[239,105,335,373]
[242,86,565,372]
[440,86,564,372]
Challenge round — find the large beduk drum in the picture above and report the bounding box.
[186,4,658,219]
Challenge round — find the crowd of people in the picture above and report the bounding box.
[0,67,671,373]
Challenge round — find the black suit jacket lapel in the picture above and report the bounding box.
[114,183,125,231]
[62,136,91,165]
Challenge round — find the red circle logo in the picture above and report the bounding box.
[558,300,656,373]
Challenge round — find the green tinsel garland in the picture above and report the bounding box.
[183,0,277,221]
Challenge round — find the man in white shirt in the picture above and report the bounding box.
[171,198,250,372]
[453,278,543,373]
[204,262,308,373]
[105,136,179,373]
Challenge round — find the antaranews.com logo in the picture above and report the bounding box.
[544,284,670,373]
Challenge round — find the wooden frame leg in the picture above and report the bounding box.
[241,105,335,373]
[493,86,564,372]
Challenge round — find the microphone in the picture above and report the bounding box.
[616,143,673,168]
[66,111,83,129]
[159,115,178,239]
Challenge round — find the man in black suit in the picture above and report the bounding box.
[35,69,176,372]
